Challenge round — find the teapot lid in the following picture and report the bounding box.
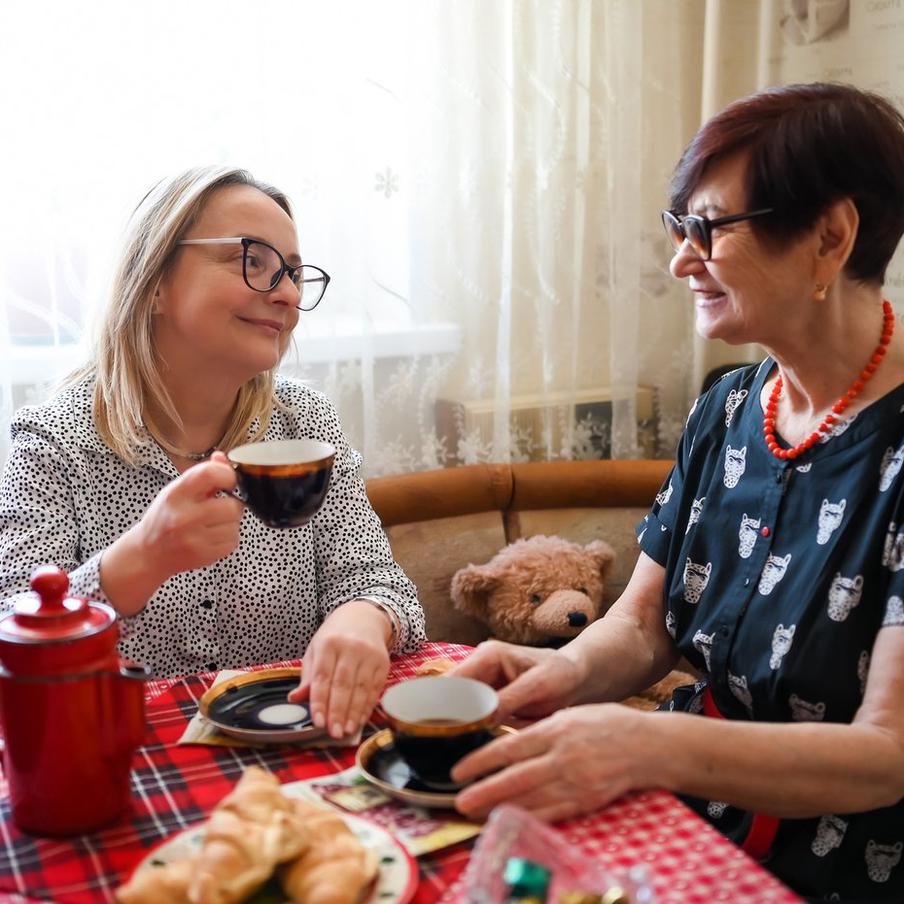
[0,566,115,644]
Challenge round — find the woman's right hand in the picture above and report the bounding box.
[100,451,244,614]
[135,451,244,578]
[451,640,588,723]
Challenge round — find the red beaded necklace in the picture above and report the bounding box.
[763,299,895,460]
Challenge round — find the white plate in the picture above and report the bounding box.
[130,806,418,904]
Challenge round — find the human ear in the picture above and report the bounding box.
[814,197,859,284]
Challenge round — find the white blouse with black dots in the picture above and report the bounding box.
[0,375,426,677]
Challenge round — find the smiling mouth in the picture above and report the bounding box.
[693,291,726,307]
[239,317,283,334]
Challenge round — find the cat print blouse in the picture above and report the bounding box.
[638,360,904,902]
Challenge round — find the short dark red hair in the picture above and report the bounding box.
[669,82,904,285]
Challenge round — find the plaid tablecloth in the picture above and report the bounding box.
[0,642,799,904]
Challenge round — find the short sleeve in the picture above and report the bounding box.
[635,394,706,566]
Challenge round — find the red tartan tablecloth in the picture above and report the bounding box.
[0,642,800,904]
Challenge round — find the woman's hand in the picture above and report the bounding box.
[451,640,588,723]
[452,703,653,821]
[289,600,392,739]
[134,451,243,577]
[101,451,243,615]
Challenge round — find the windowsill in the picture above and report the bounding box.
[4,322,462,385]
[287,319,461,364]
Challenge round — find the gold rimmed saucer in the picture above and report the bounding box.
[356,726,515,809]
[199,667,328,744]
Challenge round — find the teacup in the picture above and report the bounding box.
[227,439,335,529]
[380,675,498,790]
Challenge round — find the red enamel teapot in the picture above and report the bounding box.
[0,566,149,836]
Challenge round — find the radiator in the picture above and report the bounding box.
[435,386,658,465]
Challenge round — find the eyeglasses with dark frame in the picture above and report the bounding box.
[176,236,330,311]
[661,208,773,261]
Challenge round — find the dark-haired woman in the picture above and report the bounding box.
[451,83,904,901]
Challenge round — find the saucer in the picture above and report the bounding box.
[199,667,328,744]
[356,726,514,809]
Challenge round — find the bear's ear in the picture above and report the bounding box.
[451,565,499,617]
[585,539,616,579]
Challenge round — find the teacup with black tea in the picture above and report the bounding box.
[227,439,335,529]
[380,675,499,790]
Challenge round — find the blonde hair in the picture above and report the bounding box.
[72,166,294,465]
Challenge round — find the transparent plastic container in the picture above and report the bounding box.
[462,804,657,904]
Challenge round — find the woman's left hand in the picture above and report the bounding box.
[288,600,392,739]
[452,703,653,822]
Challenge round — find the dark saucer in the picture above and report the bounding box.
[356,726,515,809]
[199,667,327,744]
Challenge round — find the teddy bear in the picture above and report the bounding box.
[448,534,695,710]
[451,534,615,646]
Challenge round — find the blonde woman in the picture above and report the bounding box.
[0,167,426,739]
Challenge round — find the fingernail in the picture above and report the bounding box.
[313,712,325,728]
[330,722,343,738]
[345,720,356,736]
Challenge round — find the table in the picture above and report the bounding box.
[0,642,800,904]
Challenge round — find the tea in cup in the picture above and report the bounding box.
[227,439,335,529]
[380,675,498,790]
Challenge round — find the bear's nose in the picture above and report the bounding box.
[568,612,588,627]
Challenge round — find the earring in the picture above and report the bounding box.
[814,283,828,302]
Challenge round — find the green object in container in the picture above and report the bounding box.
[504,857,552,903]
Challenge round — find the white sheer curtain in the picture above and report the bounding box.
[4,0,901,475]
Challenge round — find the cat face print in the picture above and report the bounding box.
[655,481,673,507]
[769,623,796,670]
[683,558,712,605]
[665,609,677,639]
[789,693,826,722]
[692,629,714,672]
[707,800,729,819]
[738,513,760,559]
[728,672,753,715]
[816,498,845,546]
[723,445,747,489]
[827,573,864,622]
[865,840,902,883]
[858,650,870,695]
[685,396,699,427]
[724,388,748,427]
[758,552,792,596]
[883,595,904,627]
[882,522,904,572]
[880,443,904,492]
[812,815,848,857]
[685,496,705,535]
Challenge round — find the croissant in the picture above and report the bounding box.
[115,856,194,904]
[215,766,307,863]
[279,800,378,904]
[188,768,309,904]
[415,657,455,677]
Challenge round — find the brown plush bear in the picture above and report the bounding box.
[451,535,615,646]
[449,534,696,710]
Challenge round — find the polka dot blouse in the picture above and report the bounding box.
[0,375,426,677]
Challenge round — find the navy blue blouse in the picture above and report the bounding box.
[638,360,904,901]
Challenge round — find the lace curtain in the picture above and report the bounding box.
[2,0,903,475]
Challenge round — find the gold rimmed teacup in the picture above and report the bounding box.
[380,675,498,791]
[227,439,335,529]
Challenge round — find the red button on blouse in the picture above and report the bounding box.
[761,526,771,538]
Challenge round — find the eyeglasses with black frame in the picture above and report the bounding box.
[661,208,773,261]
[176,237,330,311]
